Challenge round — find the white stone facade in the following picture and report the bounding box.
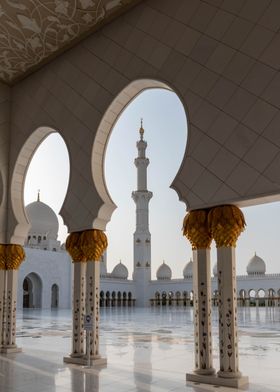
[17,130,280,311]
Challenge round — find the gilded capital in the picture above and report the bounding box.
[66,232,85,262]
[183,209,212,249]
[5,244,25,270]
[66,230,108,262]
[0,244,6,270]
[80,229,108,262]
[208,205,246,248]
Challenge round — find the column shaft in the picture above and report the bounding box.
[217,247,241,378]
[86,261,100,358]
[2,270,18,348]
[0,270,6,346]
[71,262,86,357]
[193,249,214,375]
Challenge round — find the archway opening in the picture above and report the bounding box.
[249,290,256,307]
[23,132,70,245]
[258,289,266,307]
[102,84,188,282]
[51,284,59,308]
[23,273,42,308]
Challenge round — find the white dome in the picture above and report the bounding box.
[26,200,59,240]
[247,253,266,275]
[183,259,193,279]
[112,261,128,279]
[213,263,218,277]
[156,262,172,280]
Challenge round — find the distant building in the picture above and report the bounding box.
[18,126,280,309]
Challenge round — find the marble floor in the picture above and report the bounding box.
[1,307,280,392]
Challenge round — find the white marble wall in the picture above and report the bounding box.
[17,248,72,309]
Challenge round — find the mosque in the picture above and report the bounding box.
[19,124,280,310]
[3,0,280,387]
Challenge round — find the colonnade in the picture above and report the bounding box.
[0,206,249,388]
[63,229,107,365]
[0,244,25,353]
[183,205,248,388]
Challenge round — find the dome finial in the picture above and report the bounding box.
[37,189,40,202]
[139,118,144,140]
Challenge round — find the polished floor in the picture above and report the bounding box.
[1,307,280,392]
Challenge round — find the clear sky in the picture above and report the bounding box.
[24,89,280,278]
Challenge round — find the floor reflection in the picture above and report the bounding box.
[0,307,279,391]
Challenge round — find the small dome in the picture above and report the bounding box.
[112,261,128,279]
[183,259,193,279]
[26,200,59,240]
[156,261,172,280]
[247,252,266,275]
[213,263,218,277]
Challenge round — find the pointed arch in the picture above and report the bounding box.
[92,78,189,230]
[9,127,70,244]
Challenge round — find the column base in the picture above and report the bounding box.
[194,368,216,376]
[64,355,107,366]
[1,346,22,354]
[186,372,249,388]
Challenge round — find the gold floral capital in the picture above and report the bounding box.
[208,205,246,248]
[66,232,86,262]
[0,244,25,270]
[66,230,108,262]
[80,229,108,262]
[183,209,212,249]
[0,244,6,270]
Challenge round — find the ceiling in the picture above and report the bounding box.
[0,0,141,85]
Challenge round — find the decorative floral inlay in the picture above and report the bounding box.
[218,264,239,374]
[0,0,138,84]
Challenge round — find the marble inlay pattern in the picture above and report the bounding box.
[0,0,139,84]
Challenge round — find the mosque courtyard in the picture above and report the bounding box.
[0,307,279,392]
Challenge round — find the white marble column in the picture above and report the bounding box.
[216,247,240,378]
[86,261,100,359]
[1,245,24,354]
[183,209,215,384]
[70,262,86,359]
[65,229,107,366]
[0,270,5,347]
[209,205,248,388]
[2,270,21,352]
[85,261,106,365]
[193,249,215,375]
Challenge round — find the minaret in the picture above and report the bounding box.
[132,120,153,306]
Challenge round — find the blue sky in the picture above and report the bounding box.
[24,89,280,278]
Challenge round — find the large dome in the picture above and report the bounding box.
[183,259,193,279]
[26,200,59,240]
[247,253,266,275]
[156,261,172,280]
[112,261,128,279]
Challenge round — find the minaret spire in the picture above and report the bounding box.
[139,118,144,140]
[132,121,153,306]
[37,189,40,202]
